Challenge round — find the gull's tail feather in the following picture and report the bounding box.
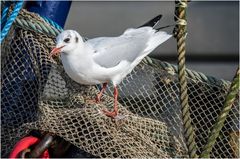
[144,31,172,54]
[133,31,172,66]
[138,14,162,28]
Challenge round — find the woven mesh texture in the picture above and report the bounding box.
[1,9,239,158]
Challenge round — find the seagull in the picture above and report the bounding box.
[49,14,172,119]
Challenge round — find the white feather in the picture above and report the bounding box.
[57,27,172,86]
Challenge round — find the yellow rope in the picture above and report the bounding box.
[174,0,198,157]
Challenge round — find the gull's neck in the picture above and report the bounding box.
[61,42,94,67]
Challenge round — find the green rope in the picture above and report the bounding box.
[200,67,239,158]
[14,17,60,37]
[174,0,198,157]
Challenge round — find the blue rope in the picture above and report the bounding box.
[0,0,24,43]
[1,6,10,29]
[41,16,64,31]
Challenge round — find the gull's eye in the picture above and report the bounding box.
[64,38,70,43]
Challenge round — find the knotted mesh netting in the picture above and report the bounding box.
[1,9,239,158]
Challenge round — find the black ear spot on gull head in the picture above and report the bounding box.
[75,37,79,43]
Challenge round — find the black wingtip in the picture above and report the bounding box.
[156,24,175,31]
[138,14,162,28]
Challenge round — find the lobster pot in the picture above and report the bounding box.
[1,9,239,158]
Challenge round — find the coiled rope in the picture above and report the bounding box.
[143,56,230,87]
[1,0,24,43]
[200,67,239,158]
[174,0,198,158]
[15,17,61,37]
[41,16,64,32]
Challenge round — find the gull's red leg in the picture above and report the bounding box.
[102,86,118,118]
[96,83,108,103]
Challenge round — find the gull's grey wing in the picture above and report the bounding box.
[86,27,154,68]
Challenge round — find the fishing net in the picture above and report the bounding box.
[1,9,239,158]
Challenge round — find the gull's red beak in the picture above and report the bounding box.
[49,45,65,58]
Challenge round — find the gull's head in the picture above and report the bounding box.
[49,30,83,58]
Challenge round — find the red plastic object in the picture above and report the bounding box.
[9,136,50,159]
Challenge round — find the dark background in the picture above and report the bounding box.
[64,1,239,80]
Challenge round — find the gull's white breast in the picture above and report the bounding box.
[60,50,103,85]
